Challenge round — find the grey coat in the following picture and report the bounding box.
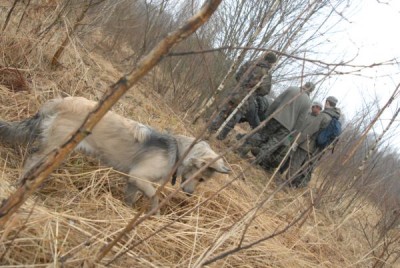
[297,113,323,153]
[267,87,311,132]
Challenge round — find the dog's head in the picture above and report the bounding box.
[175,136,230,195]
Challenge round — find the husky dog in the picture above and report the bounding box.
[0,97,230,211]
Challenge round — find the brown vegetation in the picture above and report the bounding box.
[0,0,399,267]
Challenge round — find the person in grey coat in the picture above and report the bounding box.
[287,96,341,187]
[209,52,277,140]
[240,82,316,166]
[284,101,322,186]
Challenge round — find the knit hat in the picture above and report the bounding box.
[303,82,315,92]
[312,101,323,109]
[326,96,338,106]
[263,52,277,64]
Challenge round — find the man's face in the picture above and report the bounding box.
[311,105,321,115]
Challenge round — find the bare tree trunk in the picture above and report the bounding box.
[51,0,93,67]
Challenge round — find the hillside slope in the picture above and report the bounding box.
[0,33,396,267]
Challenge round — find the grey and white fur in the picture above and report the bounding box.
[0,97,230,212]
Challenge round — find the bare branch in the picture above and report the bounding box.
[167,45,397,69]
[51,0,93,67]
[342,83,400,165]
[0,0,223,228]
[202,205,313,266]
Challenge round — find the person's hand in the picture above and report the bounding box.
[292,142,298,152]
[236,133,245,140]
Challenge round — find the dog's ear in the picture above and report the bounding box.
[210,161,231,174]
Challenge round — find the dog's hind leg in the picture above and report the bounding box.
[22,148,49,174]
[18,148,52,185]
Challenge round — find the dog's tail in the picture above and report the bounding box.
[0,113,44,146]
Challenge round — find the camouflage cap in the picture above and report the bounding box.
[303,82,315,92]
[326,96,338,106]
[263,52,277,64]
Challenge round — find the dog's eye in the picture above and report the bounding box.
[199,178,205,182]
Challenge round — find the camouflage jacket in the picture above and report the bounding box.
[235,58,273,96]
[229,58,273,113]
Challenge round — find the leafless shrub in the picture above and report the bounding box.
[1,0,400,267]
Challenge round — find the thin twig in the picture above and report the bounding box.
[202,204,313,266]
[167,46,397,69]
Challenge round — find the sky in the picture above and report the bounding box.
[319,0,400,146]
[347,1,400,63]
[325,0,400,115]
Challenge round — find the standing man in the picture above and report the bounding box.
[311,101,323,117]
[287,96,341,188]
[209,52,277,140]
[241,82,316,166]
[285,101,322,187]
[278,101,323,175]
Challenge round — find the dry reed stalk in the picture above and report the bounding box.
[0,67,30,92]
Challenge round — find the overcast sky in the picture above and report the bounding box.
[317,0,400,146]
[325,0,400,114]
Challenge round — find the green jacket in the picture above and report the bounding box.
[320,107,341,127]
[267,86,311,132]
[298,107,341,153]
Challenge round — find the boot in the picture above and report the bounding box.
[237,146,251,158]
[216,127,232,140]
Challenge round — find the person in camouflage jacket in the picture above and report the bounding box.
[209,52,277,140]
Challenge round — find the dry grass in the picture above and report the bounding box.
[0,32,394,267]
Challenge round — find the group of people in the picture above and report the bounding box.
[209,52,342,188]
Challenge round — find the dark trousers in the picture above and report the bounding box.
[286,148,314,187]
[239,119,290,166]
[209,97,260,140]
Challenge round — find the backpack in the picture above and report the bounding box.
[316,116,342,149]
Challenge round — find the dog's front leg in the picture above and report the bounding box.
[124,179,139,207]
[128,171,160,215]
[136,179,159,215]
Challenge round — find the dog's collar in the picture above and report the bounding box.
[171,138,203,186]
[171,167,178,185]
[171,139,180,186]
